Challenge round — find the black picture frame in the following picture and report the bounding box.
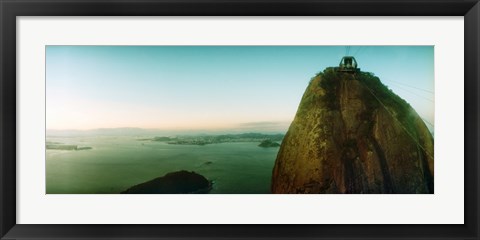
[1,0,479,239]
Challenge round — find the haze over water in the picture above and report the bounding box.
[46,134,280,194]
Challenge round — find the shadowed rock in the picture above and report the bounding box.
[122,170,212,194]
[258,139,280,148]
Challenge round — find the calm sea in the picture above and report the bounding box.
[46,136,279,194]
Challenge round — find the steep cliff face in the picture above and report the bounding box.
[271,68,434,194]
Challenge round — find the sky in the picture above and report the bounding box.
[46,46,434,133]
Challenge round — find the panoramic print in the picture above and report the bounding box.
[46,46,434,194]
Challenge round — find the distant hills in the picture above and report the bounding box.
[141,133,284,146]
[47,127,157,137]
[46,127,287,137]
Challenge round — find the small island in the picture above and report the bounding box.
[152,136,173,141]
[258,139,280,148]
[46,143,92,151]
[121,170,212,194]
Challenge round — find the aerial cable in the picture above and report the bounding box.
[421,117,435,128]
[386,84,434,103]
[384,79,434,94]
[354,46,368,57]
[354,75,434,159]
[353,46,363,56]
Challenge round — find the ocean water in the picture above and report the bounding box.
[46,136,279,194]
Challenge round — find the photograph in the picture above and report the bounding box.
[46,46,434,194]
[2,0,477,238]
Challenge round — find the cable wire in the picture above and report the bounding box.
[387,84,434,103]
[354,74,434,159]
[353,46,363,56]
[384,79,434,94]
[421,117,435,128]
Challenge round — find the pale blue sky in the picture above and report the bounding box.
[46,46,434,132]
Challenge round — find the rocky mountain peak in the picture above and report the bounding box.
[271,68,434,194]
